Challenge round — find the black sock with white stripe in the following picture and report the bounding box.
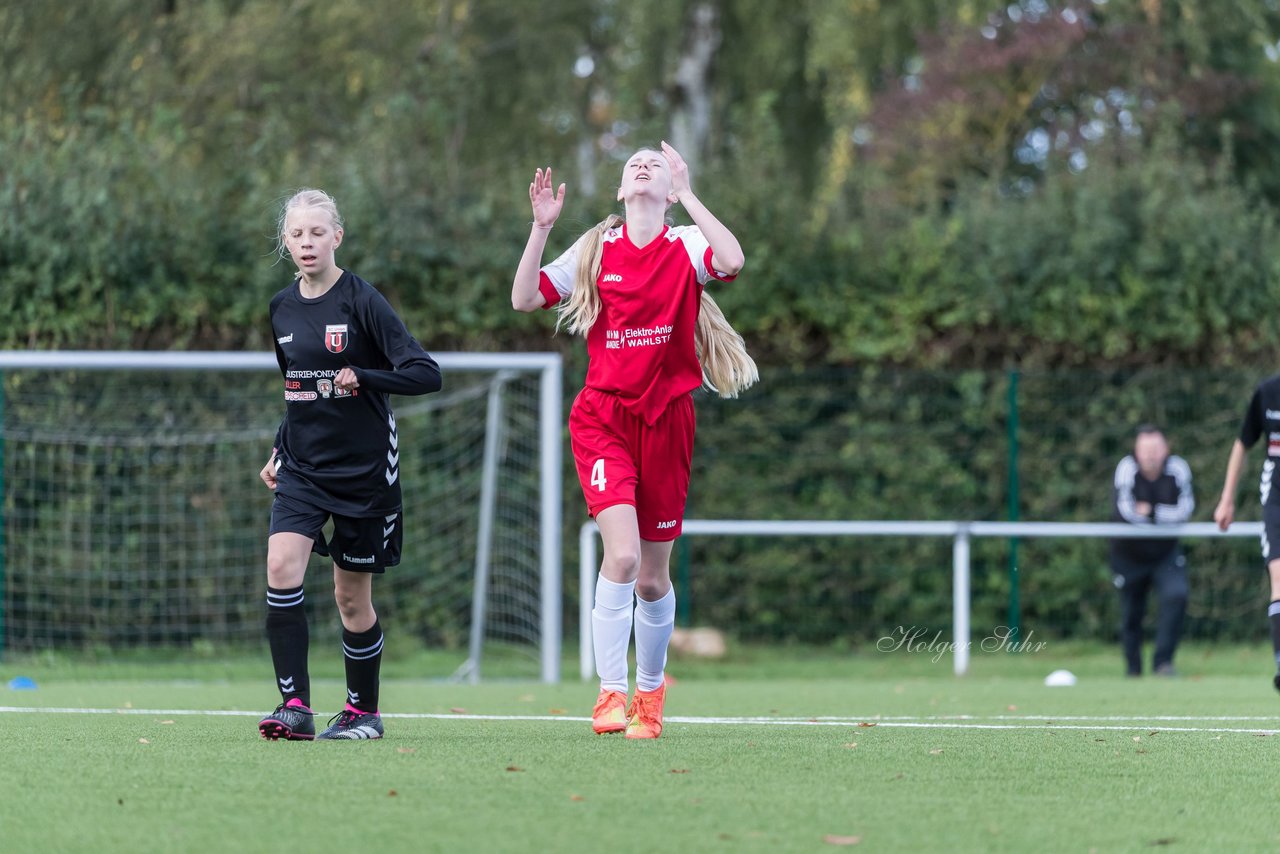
[342,620,384,713]
[266,584,310,707]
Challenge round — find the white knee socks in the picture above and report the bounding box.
[592,575,635,693]
[634,587,676,693]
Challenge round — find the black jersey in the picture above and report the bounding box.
[269,270,442,516]
[1238,373,1280,508]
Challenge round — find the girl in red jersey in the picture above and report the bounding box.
[512,142,757,739]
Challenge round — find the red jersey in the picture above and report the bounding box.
[539,223,738,425]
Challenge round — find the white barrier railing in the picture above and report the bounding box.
[578,520,1265,679]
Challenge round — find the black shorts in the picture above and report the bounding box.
[269,490,402,573]
[1262,503,1280,566]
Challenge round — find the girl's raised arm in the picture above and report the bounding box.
[662,141,743,276]
[512,167,566,312]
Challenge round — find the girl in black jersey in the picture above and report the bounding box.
[1213,374,1280,694]
[256,189,441,741]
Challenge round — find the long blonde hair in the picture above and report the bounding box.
[556,215,758,399]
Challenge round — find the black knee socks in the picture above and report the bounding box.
[266,584,310,707]
[342,620,384,713]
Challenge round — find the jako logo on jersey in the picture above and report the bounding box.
[656,520,678,530]
[325,324,348,353]
[602,273,623,283]
[277,333,293,344]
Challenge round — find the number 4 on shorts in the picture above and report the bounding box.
[591,458,607,492]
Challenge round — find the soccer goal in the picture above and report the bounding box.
[0,351,562,682]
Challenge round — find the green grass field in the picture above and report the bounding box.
[3,642,1279,853]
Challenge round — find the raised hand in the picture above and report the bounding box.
[530,166,566,229]
[661,141,691,200]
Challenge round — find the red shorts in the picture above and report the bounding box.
[569,387,695,541]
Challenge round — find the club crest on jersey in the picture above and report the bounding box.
[325,324,348,353]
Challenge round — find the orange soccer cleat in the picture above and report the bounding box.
[624,682,666,740]
[592,689,628,734]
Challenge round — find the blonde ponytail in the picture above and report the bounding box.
[696,291,758,398]
[560,213,758,399]
[556,214,624,337]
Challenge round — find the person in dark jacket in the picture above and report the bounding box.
[1110,425,1194,677]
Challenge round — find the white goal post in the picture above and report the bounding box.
[0,350,563,683]
[579,519,1264,679]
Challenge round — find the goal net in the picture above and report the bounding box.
[0,351,562,681]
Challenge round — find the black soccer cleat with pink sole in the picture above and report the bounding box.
[258,698,316,740]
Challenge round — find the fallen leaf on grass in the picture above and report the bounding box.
[506,765,523,772]
[570,795,585,802]
[929,749,944,755]
[843,743,858,749]
[1150,838,1175,846]
[823,834,862,846]
[1132,736,1142,742]
[857,722,877,728]
[388,790,397,797]
[1136,749,1148,754]
[1007,705,1017,712]
[670,769,690,774]
[449,707,467,714]
[1148,731,1159,737]
[159,720,175,725]
[138,738,150,744]
[548,708,566,715]
[117,799,123,806]
[397,747,417,754]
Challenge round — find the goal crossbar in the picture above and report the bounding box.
[578,520,1264,679]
